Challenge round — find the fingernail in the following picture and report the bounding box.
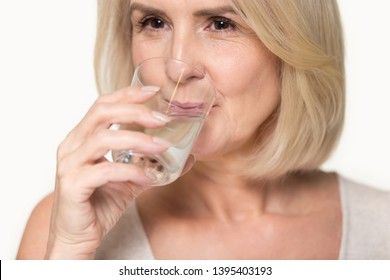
[152,137,173,148]
[152,111,171,123]
[141,86,160,94]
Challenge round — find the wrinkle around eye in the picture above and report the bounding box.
[132,13,171,35]
[202,17,241,36]
[212,18,236,31]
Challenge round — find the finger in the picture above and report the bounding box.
[57,85,161,158]
[98,85,160,104]
[58,103,170,160]
[58,161,156,202]
[61,130,172,169]
[87,103,171,131]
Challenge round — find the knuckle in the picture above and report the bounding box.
[90,101,110,118]
[56,139,70,161]
[115,88,129,99]
[100,88,127,102]
[95,93,112,103]
[97,92,111,103]
[56,155,72,179]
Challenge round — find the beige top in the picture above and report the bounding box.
[95,175,390,260]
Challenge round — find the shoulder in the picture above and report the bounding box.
[16,192,54,259]
[339,175,390,214]
[338,175,390,259]
[95,201,154,260]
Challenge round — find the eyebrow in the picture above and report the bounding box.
[129,2,237,18]
[129,3,168,18]
[193,6,238,17]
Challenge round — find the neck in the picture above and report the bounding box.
[169,160,272,222]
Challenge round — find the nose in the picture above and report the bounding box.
[167,28,205,81]
[165,58,205,84]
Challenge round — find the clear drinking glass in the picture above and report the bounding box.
[111,57,216,186]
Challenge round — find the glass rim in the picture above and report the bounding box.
[133,56,208,77]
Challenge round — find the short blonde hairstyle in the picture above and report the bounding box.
[94,0,345,180]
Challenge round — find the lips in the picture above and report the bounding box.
[164,100,207,114]
[171,101,205,109]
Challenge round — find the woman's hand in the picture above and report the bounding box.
[45,86,171,259]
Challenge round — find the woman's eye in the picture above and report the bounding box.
[140,17,166,29]
[214,20,231,30]
[211,18,236,31]
[149,18,165,29]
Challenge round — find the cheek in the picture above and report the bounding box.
[131,40,168,66]
[192,56,280,157]
[206,44,276,98]
[209,53,280,128]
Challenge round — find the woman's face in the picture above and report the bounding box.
[130,0,280,161]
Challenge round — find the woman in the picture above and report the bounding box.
[17,0,390,259]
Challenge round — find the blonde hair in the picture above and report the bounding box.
[229,0,345,179]
[94,0,345,180]
[94,0,134,94]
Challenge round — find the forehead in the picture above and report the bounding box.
[129,0,235,12]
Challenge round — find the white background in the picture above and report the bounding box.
[0,0,389,260]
